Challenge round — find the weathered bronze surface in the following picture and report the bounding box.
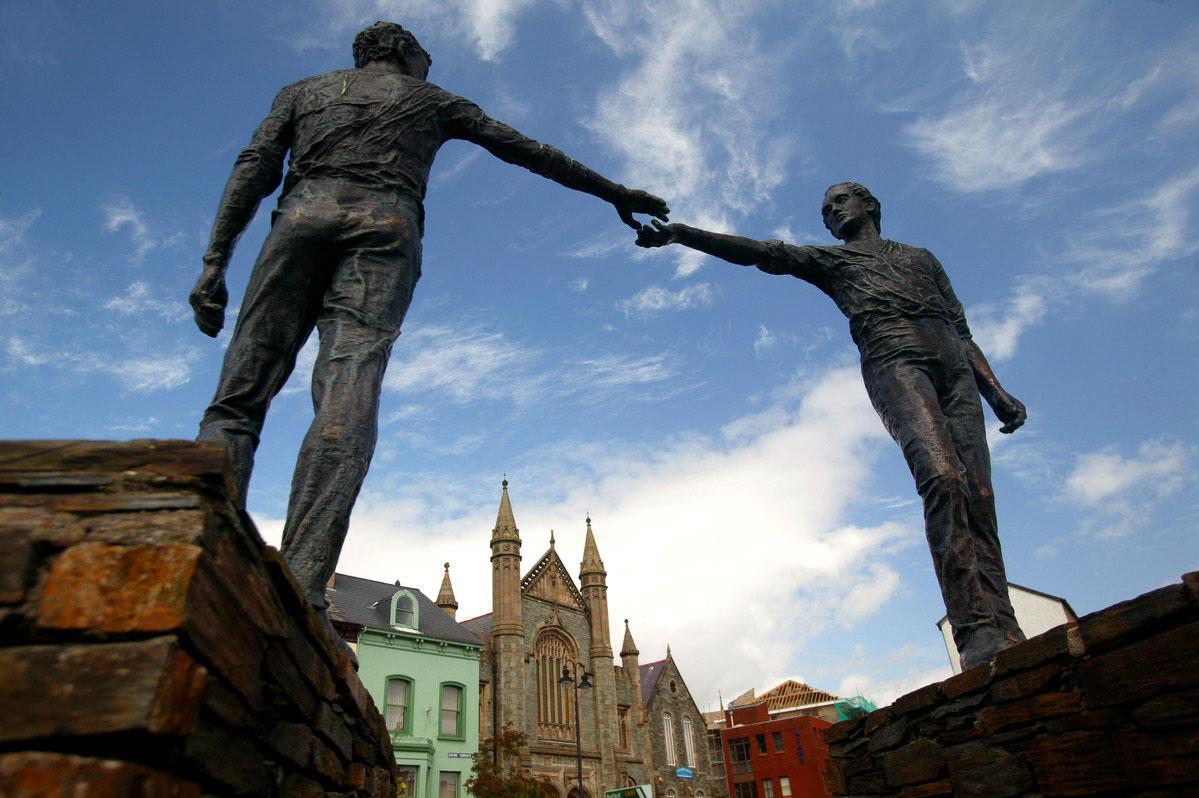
[637,183,1027,668]
[190,22,668,611]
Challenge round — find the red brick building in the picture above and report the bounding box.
[719,696,834,798]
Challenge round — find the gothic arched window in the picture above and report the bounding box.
[535,629,579,741]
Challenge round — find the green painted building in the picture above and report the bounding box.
[328,569,481,798]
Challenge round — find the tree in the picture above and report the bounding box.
[466,730,557,798]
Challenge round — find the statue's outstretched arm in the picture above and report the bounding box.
[448,101,668,230]
[636,221,790,274]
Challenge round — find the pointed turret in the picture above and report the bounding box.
[578,515,611,658]
[579,515,619,788]
[579,515,605,576]
[620,618,639,658]
[488,479,525,737]
[621,618,644,714]
[436,562,458,620]
[492,479,519,543]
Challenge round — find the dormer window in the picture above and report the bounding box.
[390,589,418,629]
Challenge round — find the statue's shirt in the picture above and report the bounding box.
[210,67,608,257]
[263,69,558,201]
[762,240,973,364]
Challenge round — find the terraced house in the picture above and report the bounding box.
[327,570,481,798]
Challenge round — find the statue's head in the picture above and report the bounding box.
[822,182,881,240]
[353,21,431,78]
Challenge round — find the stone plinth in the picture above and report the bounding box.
[0,440,397,797]
[825,572,1199,797]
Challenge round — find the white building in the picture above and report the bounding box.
[937,583,1078,674]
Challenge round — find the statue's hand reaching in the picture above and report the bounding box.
[635,220,678,248]
[614,187,670,231]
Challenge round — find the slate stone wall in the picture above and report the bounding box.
[825,571,1199,797]
[0,440,397,797]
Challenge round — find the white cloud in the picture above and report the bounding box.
[102,196,159,263]
[5,336,50,366]
[1063,166,1199,300]
[572,352,681,401]
[384,323,543,404]
[0,209,41,313]
[570,277,589,293]
[968,282,1048,361]
[95,351,199,393]
[901,7,1100,193]
[104,282,190,322]
[581,1,793,277]
[617,282,715,317]
[306,364,911,707]
[753,324,776,356]
[1063,438,1191,540]
[3,334,197,393]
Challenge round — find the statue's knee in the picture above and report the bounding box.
[920,469,969,500]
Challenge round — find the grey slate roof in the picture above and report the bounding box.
[326,572,480,646]
[460,612,493,638]
[640,658,667,706]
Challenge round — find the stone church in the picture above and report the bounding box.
[459,481,715,798]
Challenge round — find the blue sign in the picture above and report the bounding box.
[675,768,694,779]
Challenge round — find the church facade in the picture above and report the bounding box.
[460,481,716,798]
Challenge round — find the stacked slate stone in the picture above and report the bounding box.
[0,440,397,797]
[825,571,1199,796]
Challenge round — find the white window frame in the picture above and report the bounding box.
[663,712,676,765]
[682,716,696,767]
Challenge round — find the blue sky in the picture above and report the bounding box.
[2,0,1196,707]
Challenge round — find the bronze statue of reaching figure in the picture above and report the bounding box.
[189,21,668,648]
[637,183,1026,669]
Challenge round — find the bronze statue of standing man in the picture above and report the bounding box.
[189,22,668,633]
[637,183,1026,668]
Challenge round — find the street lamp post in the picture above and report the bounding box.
[559,661,592,798]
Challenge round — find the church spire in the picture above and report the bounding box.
[579,514,611,659]
[620,618,639,657]
[492,478,519,543]
[579,515,605,576]
[489,479,525,735]
[436,562,458,620]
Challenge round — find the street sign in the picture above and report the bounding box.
[674,768,694,779]
[447,752,473,759]
[605,784,653,798]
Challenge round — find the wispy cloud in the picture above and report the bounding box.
[0,209,41,314]
[753,324,776,356]
[1063,438,1192,540]
[569,277,589,293]
[104,282,190,322]
[581,0,793,277]
[899,7,1110,194]
[968,282,1048,361]
[572,352,682,402]
[1063,166,1199,300]
[383,323,544,404]
[617,282,716,317]
[3,334,198,393]
[101,195,179,264]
